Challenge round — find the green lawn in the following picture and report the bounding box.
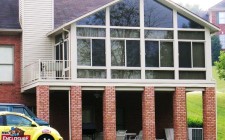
[187,67,225,139]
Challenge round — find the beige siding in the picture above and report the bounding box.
[22,0,53,67]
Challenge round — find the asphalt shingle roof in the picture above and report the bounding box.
[209,0,225,10]
[0,0,20,29]
[54,0,115,28]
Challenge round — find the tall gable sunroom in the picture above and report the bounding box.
[20,0,218,139]
[23,0,217,87]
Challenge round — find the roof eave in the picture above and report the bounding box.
[0,28,22,35]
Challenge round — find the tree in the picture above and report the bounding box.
[215,51,225,81]
[211,35,222,64]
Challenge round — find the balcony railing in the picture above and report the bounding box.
[23,60,71,85]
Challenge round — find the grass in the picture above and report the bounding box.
[187,66,225,139]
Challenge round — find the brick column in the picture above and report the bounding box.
[173,87,187,140]
[103,86,116,140]
[142,86,155,140]
[36,85,49,123]
[203,87,216,140]
[70,86,82,140]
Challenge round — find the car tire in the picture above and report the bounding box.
[37,135,54,140]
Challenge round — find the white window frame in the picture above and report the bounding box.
[219,34,225,49]
[0,46,14,82]
[219,12,225,24]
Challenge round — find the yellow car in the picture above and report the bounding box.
[0,111,63,140]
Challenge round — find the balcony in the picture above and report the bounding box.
[23,60,71,86]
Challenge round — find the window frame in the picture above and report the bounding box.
[219,12,225,24]
[0,45,14,83]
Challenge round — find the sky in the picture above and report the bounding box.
[171,0,223,10]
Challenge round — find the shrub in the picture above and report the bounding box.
[188,118,203,127]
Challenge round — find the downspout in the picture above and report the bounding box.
[63,28,72,140]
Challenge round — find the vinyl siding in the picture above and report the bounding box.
[22,0,53,67]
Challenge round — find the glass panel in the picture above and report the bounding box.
[178,13,204,29]
[77,28,106,37]
[219,35,225,49]
[111,40,125,66]
[77,69,106,78]
[179,42,191,68]
[111,70,141,79]
[179,71,206,80]
[0,46,13,64]
[6,115,32,126]
[77,39,91,66]
[111,29,140,38]
[77,10,106,25]
[144,0,173,28]
[145,41,159,67]
[178,31,205,40]
[193,43,205,67]
[145,70,174,79]
[110,0,140,27]
[0,65,13,82]
[126,40,140,67]
[160,42,174,67]
[92,39,106,66]
[0,116,3,125]
[219,12,225,24]
[55,34,62,43]
[145,30,173,39]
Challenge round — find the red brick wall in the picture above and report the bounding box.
[173,87,187,140]
[70,86,82,140]
[142,86,155,140]
[36,85,49,122]
[203,87,216,140]
[103,86,116,140]
[0,35,25,104]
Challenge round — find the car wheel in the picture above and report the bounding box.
[37,135,54,140]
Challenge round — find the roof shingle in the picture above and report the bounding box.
[0,0,21,29]
[54,0,115,28]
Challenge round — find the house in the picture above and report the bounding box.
[0,0,219,139]
[209,0,225,50]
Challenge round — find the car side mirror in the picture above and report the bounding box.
[31,122,37,127]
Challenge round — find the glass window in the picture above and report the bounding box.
[0,116,3,126]
[145,41,173,67]
[111,29,140,38]
[178,13,204,29]
[77,39,105,66]
[111,70,141,79]
[178,31,205,40]
[145,41,159,67]
[77,10,106,25]
[145,30,173,39]
[111,40,140,67]
[0,46,14,82]
[110,0,140,27]
[77,28,106,37]
[193,43,205,67]
[219,34,225,49]
[127,40,140,67]
[12,107,31,118]
[219,12,225,24]
[179,71,206,80]
[77,69,106,79]
[145,70,174,79]
[144,0,173,28]
[179,42,205,68]
[6,115,32,126]
[179,42,191,68]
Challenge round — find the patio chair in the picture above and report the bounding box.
[165,128,174,140]
[116,130,127,140]
[129,130,142,140]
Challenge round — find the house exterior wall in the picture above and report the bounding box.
[22,0,54,67]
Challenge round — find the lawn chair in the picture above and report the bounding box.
[116,130,127,140]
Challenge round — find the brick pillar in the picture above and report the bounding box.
[103,86,116,140]
[70,86,82,140]
[203,87,216,140]
[173,87,187,140]
[142,86,155,140]
[36,85,49,123]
